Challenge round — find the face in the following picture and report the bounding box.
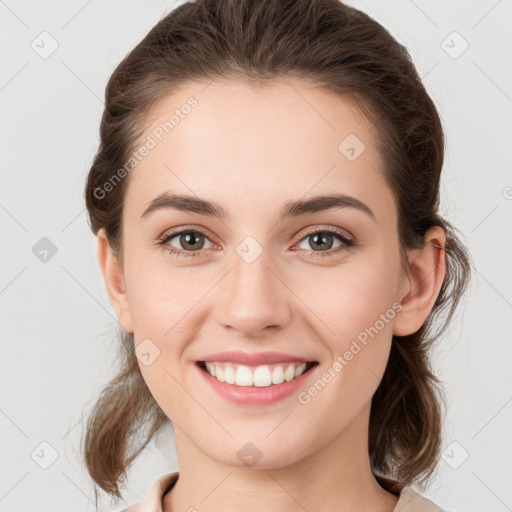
[100,78,421,469]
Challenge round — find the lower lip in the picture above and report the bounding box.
[196,362,317,405]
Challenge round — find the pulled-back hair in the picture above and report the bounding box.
[82,0,472,504]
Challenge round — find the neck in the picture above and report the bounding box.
[164,402,399,512]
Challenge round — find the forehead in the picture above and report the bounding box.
[124,78,395,226]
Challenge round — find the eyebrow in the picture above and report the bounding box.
[141,192,376,223]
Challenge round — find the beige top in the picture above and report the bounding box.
[120,472,445,512]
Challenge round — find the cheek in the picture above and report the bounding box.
[124,252,203,336]
[296,259,399,340]
[126,263,202,421]
[289,257,400,396]
[292,268,399,424]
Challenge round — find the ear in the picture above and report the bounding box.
[393,226,447,337]
[96,228,133,333]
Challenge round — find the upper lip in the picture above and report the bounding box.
[198,351,317,366]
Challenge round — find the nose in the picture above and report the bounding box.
[216,252,292,338]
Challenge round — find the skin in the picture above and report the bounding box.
[97,78,446,512]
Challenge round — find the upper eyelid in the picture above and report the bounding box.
[298,225,353,240]
[160,225,217,241]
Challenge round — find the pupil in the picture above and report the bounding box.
[312,233,332,250]
[183,232,203,250]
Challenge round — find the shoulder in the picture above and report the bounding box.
[118,471,180,512]
[394,486,446,512]
[116,472,446,512]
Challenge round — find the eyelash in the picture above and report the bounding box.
[157,226,355,260]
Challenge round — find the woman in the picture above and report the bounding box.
[82,0,472,510]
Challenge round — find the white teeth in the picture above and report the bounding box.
[284,364,296,381]
[271,365,285,384]
[224,365,235,384]
[215,366,225,382]
[295,363,307,378]
[203,361,312,387]
[253,365,272,387]
[235,365,253,386]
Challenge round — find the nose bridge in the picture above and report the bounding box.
[217,239,291,335]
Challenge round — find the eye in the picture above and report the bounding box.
[292,227,355,259]
[157,226,355,260]
[158,228,216,259]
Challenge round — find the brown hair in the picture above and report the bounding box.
[82,0,473,504]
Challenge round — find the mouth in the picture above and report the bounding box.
[196,360,319,388]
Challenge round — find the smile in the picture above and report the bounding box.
[197,361,318,387]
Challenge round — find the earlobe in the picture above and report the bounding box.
[96,228,134,333]
[393,226,447,337]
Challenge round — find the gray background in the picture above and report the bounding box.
[1,0,511,511]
